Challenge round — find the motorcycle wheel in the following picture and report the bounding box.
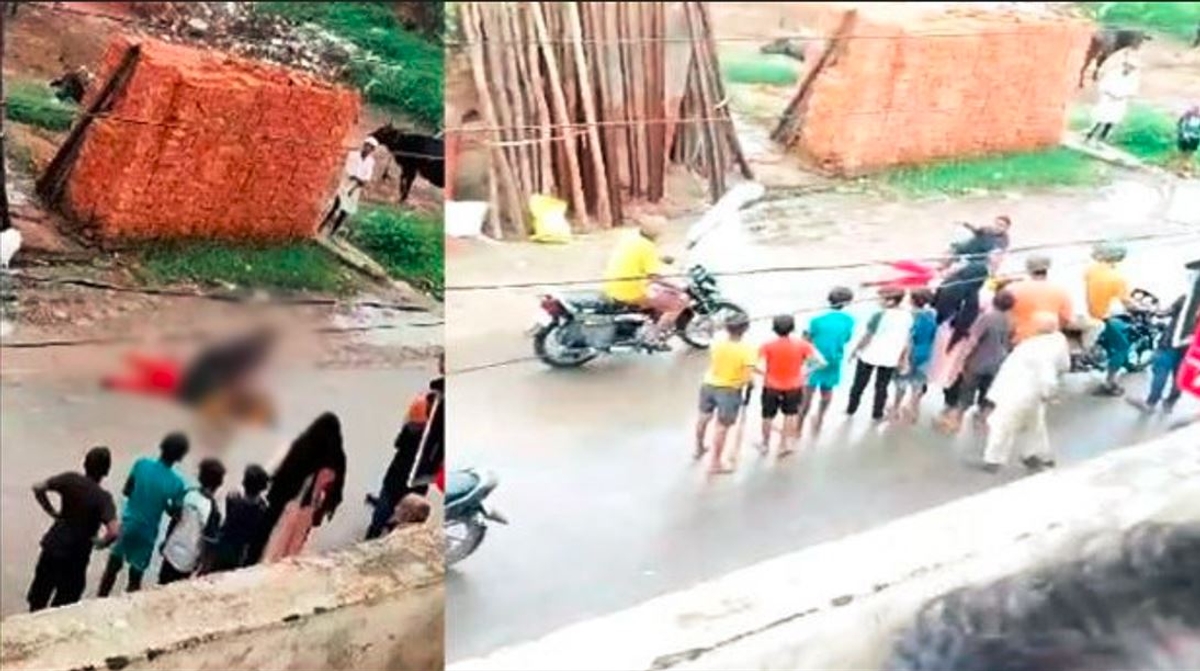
[678,301,748,349]
[1126,335,1156,373]
[445,517,487,567]
[533,324,598,368]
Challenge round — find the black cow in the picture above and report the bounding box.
[1080,28,1151,88]
[370,123,444,204]
[760,37,807,62]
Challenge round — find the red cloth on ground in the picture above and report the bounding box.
[103,353,182,397]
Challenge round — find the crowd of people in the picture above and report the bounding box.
[693,218,1198,475]
[25,355,445,613]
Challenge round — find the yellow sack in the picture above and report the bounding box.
[529,194,572,244]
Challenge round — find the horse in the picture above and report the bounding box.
[1079,28,1151,88]
[369,124,444,204]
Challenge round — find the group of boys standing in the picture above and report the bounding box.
[26,435,269,611]
[693,241,1198,476]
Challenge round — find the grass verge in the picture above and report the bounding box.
[137,242,354,294]
[349,205,443,298]
[720,54,800,86]
[882,148,1106,197]
[257,2,443,128]
[4,80,77,132]
[1070,104,1197,168]
[1079,2,1200,42]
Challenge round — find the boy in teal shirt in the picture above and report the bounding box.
[97,433,189,596]
[804,287,856,434]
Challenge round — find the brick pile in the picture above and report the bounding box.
[785,2,1093,175]
[63,36,360,240]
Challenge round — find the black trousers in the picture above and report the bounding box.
[27,549,90,611]
[1086,122,1114,141]
[158,560,192,586]
[319,198,350,236]
[846,360,896,419]
[957,371,996,410]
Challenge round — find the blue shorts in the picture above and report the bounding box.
[807,364,842,391]
[894,368,929,388]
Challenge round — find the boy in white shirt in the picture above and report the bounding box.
[846,287,913,421]
[159,458,225,585]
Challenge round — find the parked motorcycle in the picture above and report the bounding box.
[1063,288,1168,374]
[531,265,747,368]
[444,468,506,567]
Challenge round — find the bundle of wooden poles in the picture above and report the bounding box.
[458,1,752,238]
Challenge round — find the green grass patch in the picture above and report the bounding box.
[349,205,443,298]
[1079,2,1200,42]
[137,241,354,294]
[720,54,800,86]
[256,2,443,128]
[882,148,1106,197]
[1069,103,1196,168]
[4,80,77,132]
[1108,105,1189,166]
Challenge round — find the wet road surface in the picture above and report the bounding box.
[447,238,1200,660]
[0,363,434,617]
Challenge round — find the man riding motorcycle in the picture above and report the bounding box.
[602,216,686,350]
[1084,242,1140,395]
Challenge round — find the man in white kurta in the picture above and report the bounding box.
[981,311,1070,473]
[320,137,379,237]
[1086,58,1140,144]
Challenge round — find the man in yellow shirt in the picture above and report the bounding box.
[603,216,687,349]
[695,314,755,474]
[1084,242,1137,395]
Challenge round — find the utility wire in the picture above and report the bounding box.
[445,228,1200,292]
[447,234,1191,377]
[444,25,1115,48]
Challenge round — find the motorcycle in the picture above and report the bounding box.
[1062,288,1168,374]
[531,264,747,368]
[444,468,506,567]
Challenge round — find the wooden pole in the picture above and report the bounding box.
[531,1,589,229]
[566,2,613,228]
[586,2,623,226]
[0,3,11,232]
[479,4,525,234]
[509,5,540,200]
[683,2,724,202]
[496,4,534,236]
[462,3,524,236]
[523,6,556,198]
[36,45,142,207]
[772,9,857,144]
[695,2,754,180]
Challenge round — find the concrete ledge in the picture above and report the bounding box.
[452,425,1200,671]
[0,526,444,671]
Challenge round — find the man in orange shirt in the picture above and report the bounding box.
[1084,243,1138,395]
[757,315,825,456]
[1006,255,1074,344]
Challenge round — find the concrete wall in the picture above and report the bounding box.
[452,424,1200,671]
[0,526,443,671]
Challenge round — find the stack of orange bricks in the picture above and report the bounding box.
[63,36,360,241]
[789,3,1093,175]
